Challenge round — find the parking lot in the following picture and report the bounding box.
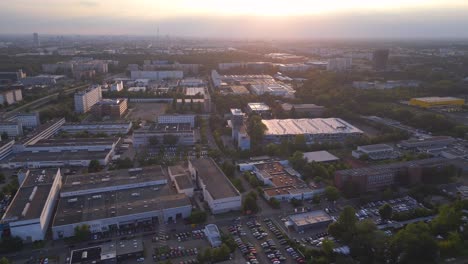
[356,196,424,224]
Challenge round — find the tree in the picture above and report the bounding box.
[247,115,267,148]
[325,186,340,202]
[328,206,357,243]
[188,210,207,224]
[431,204,462,236]
[221,161,235,177]
[294,134,307,150]
[269,197,280,209]
[0,257,10,264]
[88,160,102,173]
[242,192,259,214]
[163,134,179,145]
[0,173,5,184]
[290,198,303,207]
[74,224,91,242]
[0,236,23,254]
[389,222,438,264]
[1,132,8,140]
[289,151,306,171]
[149,136,159,145]
[379,203,393,221]
[349,220,388,264]
[322,239,335,257]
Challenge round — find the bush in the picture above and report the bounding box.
[188,210,207,224]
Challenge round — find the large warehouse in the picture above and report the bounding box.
[188,158,242,214]
[409,97,465,108]
[261,118,363,143]
[1,169,62,242]
[52,166,192,239]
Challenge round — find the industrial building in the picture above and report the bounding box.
[398,136,455,150]
[286,210,333,232]
[0,70,26,83]
[20,75,65,86]
[352,144,400,160]
[91,98,128,119]
[130,70,183,80]
[1,169,62,242]
[110,81,123,92]
[335,158,450,192]
[168,165,194,197]
[327,58,352,71]
[74,85,103,113]
[188,158,242,214]
[60,122,132,135]
[2,149,113,169]
[0,121,23,137]
[0,140,15,161]
[52,166,192,239]
[133,123,195,148]
[409,97,465,108]
[261,118,363,144]
[69,239,144,264]
[303,151,339,163]
[251,161,324,201]
[14,118,65,149]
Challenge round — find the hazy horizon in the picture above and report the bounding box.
[1,0,468,38]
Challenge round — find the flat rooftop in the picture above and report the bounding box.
[70,239,143,264]
[358,144,394,152]
[2,169,59,222]
[62,166,167,194]
[289,210,332,227]
[281,103,324,111]
[53,185,190,227]
[190,158,240,199]
[247,103,270,111]
[8,150,111,162]
[303,151,339,163]
[33,137,118,147]
[262,118,363,136]
[412,96,463,102]
[185,87,205,96]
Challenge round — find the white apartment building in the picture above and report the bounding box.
[74,85,102,113]
[0,89,23,105]
[327,58,352,71]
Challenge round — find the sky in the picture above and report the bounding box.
[1,0,468,38]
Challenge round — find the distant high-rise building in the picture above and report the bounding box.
[33,32,40,46]
[372,49,389,71]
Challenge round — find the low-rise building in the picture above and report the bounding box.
[303,151,339,163]
[252,161,324,201]
[157,115,195,127]
[70,239,144,264]
[52,166,192,239]
[335,158,450,192]
[0,121,23,137]
[168,165,194,197]
[7,112,41,129]
[246,103,271,118]
[111,81,124,92]
[188,158,242,214]
[352,144,400,160]
[133,123,195,148]
[91,98,128,118]
[398,136,455,150]
[0,168,62,242]
[205,224,222,247]
[409,97,465,108]
[261,118,363,144]
[287,210,333,232]
[0,139,15,161]
[59,122,132,135]
[20,75,65,86]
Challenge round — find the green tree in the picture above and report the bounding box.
[0,236,23,254]
[294,134,307,150]
[389,222,438,264]
[149,136,159,145]
[269,197,280,209]
[322,238,335,257]
[431,204,462,236]
[0,173,5,184]
[88,160,102,173]
[325,186,340,202]
[247,115,267,148]
[379,203,393,221]
[242,192,259,214]
[74,224,91,242]
[0,257,10,264]
[163,134,179,145]
[328,206,357,243]
[188,210,207,224]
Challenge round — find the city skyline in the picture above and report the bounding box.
[1,0,468,38]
